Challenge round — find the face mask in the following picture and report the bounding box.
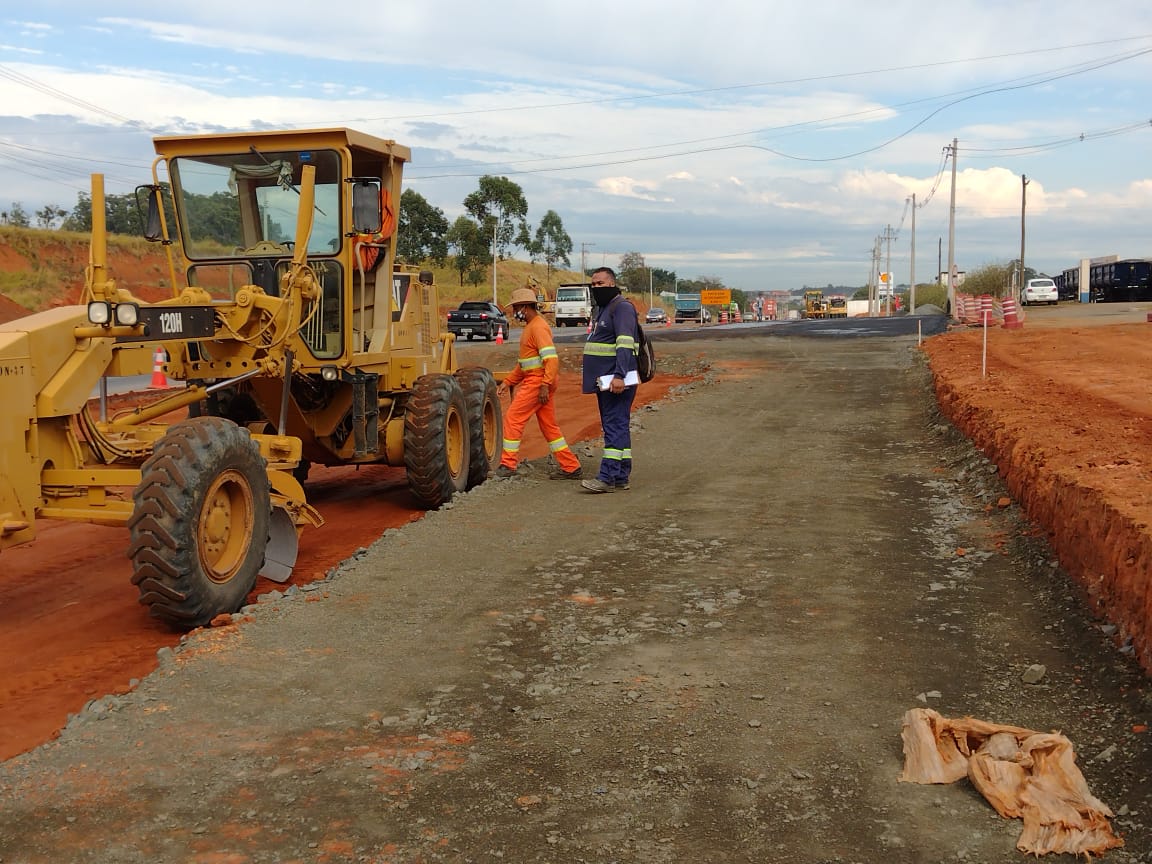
[591,286,620,307]
[514,308,527,322]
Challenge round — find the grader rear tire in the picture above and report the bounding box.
[127,417,270,628]
[404,374,470,508]
[454,366,502,488]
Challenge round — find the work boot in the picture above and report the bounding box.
[580,477,614,494]
[549,465,583,480]
[614,480,630,491]
[494,465,517,478]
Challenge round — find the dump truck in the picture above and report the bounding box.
[802,290,828,319]
[827,295,848,318]
[674,291,711,324]
[0,127,502,628]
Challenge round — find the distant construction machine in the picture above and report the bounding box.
[802,290,829,319]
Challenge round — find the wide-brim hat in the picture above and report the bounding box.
[506,287,539,308]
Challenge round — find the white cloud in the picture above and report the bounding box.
[0,2,1149,289]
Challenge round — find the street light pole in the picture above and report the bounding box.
[491,218,499,305]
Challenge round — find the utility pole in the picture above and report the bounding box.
[909,193,917,314]
[937,237,942,286]
[580,242,595,279]
[1018,174,1029,301]
[883,224,895,316]
[870,236,881,317]
[946,138,958,317]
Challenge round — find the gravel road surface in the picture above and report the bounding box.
[1,330,1148,864]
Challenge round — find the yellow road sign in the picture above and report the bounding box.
[700,289,731,305]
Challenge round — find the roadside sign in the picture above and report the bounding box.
[700,289,731,306]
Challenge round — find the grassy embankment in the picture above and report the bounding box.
[0,225,618,315]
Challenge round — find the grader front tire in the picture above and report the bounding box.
[454,366,502,488]
[127,417,271,628]
[404,374,470,508]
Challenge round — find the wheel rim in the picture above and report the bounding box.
[481,396,499,464]
[198,468,256,584]
[446,405,466,478]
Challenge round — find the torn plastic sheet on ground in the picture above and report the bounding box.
[899,708,1124,858]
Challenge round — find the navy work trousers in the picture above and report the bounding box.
[595,386,636,486]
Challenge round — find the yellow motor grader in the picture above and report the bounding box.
[0,128,502,627]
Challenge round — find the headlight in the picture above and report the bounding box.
[87,301,111,325]
[114,303,140,326]
[320,365,339,381]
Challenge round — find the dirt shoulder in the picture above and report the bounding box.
[1,331,1149,863]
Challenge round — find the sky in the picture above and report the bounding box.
[1,1,1150,293]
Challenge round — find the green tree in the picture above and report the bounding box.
[462,176,530,264]
[530,210,572,283]
[1,202,31,227]
[35,205,67,229]
[617,251,648,293]
[61,192,92,233]
[445,215,490,286]
[961,261,1024,298]
[60,189,170,237]
[397,188,449,266]
[652,267,677,294]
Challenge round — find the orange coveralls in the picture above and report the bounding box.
[500,316,581,473]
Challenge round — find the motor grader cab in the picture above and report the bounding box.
[0,128,501,628]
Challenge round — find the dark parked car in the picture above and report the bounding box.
[446,301,509,341]
[645,307,668,325]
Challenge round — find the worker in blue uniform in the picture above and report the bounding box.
[580,267,640,493]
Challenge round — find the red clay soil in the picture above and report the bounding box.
[922,318,1152,679]
[0,374,686,761]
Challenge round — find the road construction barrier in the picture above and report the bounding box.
[979,294,994,327]
[148,346,169,389]
[1001,297,1023,330]
[719,310,729,324]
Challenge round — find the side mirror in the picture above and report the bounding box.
[136,185,164,242]
[351,178,382,235]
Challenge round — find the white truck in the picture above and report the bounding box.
[554,283,593,327]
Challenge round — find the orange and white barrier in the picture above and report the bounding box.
[978,294,994,326]
[495,325,504,344]
[1001,297,1023,330]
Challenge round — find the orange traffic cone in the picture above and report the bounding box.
[495,325,504,345]
[148,345,169,389]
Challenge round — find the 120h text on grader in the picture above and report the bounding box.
[0,128,503,628]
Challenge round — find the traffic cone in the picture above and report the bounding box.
[495,325,504,345]
[148,345,169,389]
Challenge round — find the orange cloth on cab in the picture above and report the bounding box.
[355,187,396,271]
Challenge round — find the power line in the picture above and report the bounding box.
[410,47,1152,179]
[339,34,1152,124]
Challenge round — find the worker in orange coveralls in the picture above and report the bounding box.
[494,287,584,480]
